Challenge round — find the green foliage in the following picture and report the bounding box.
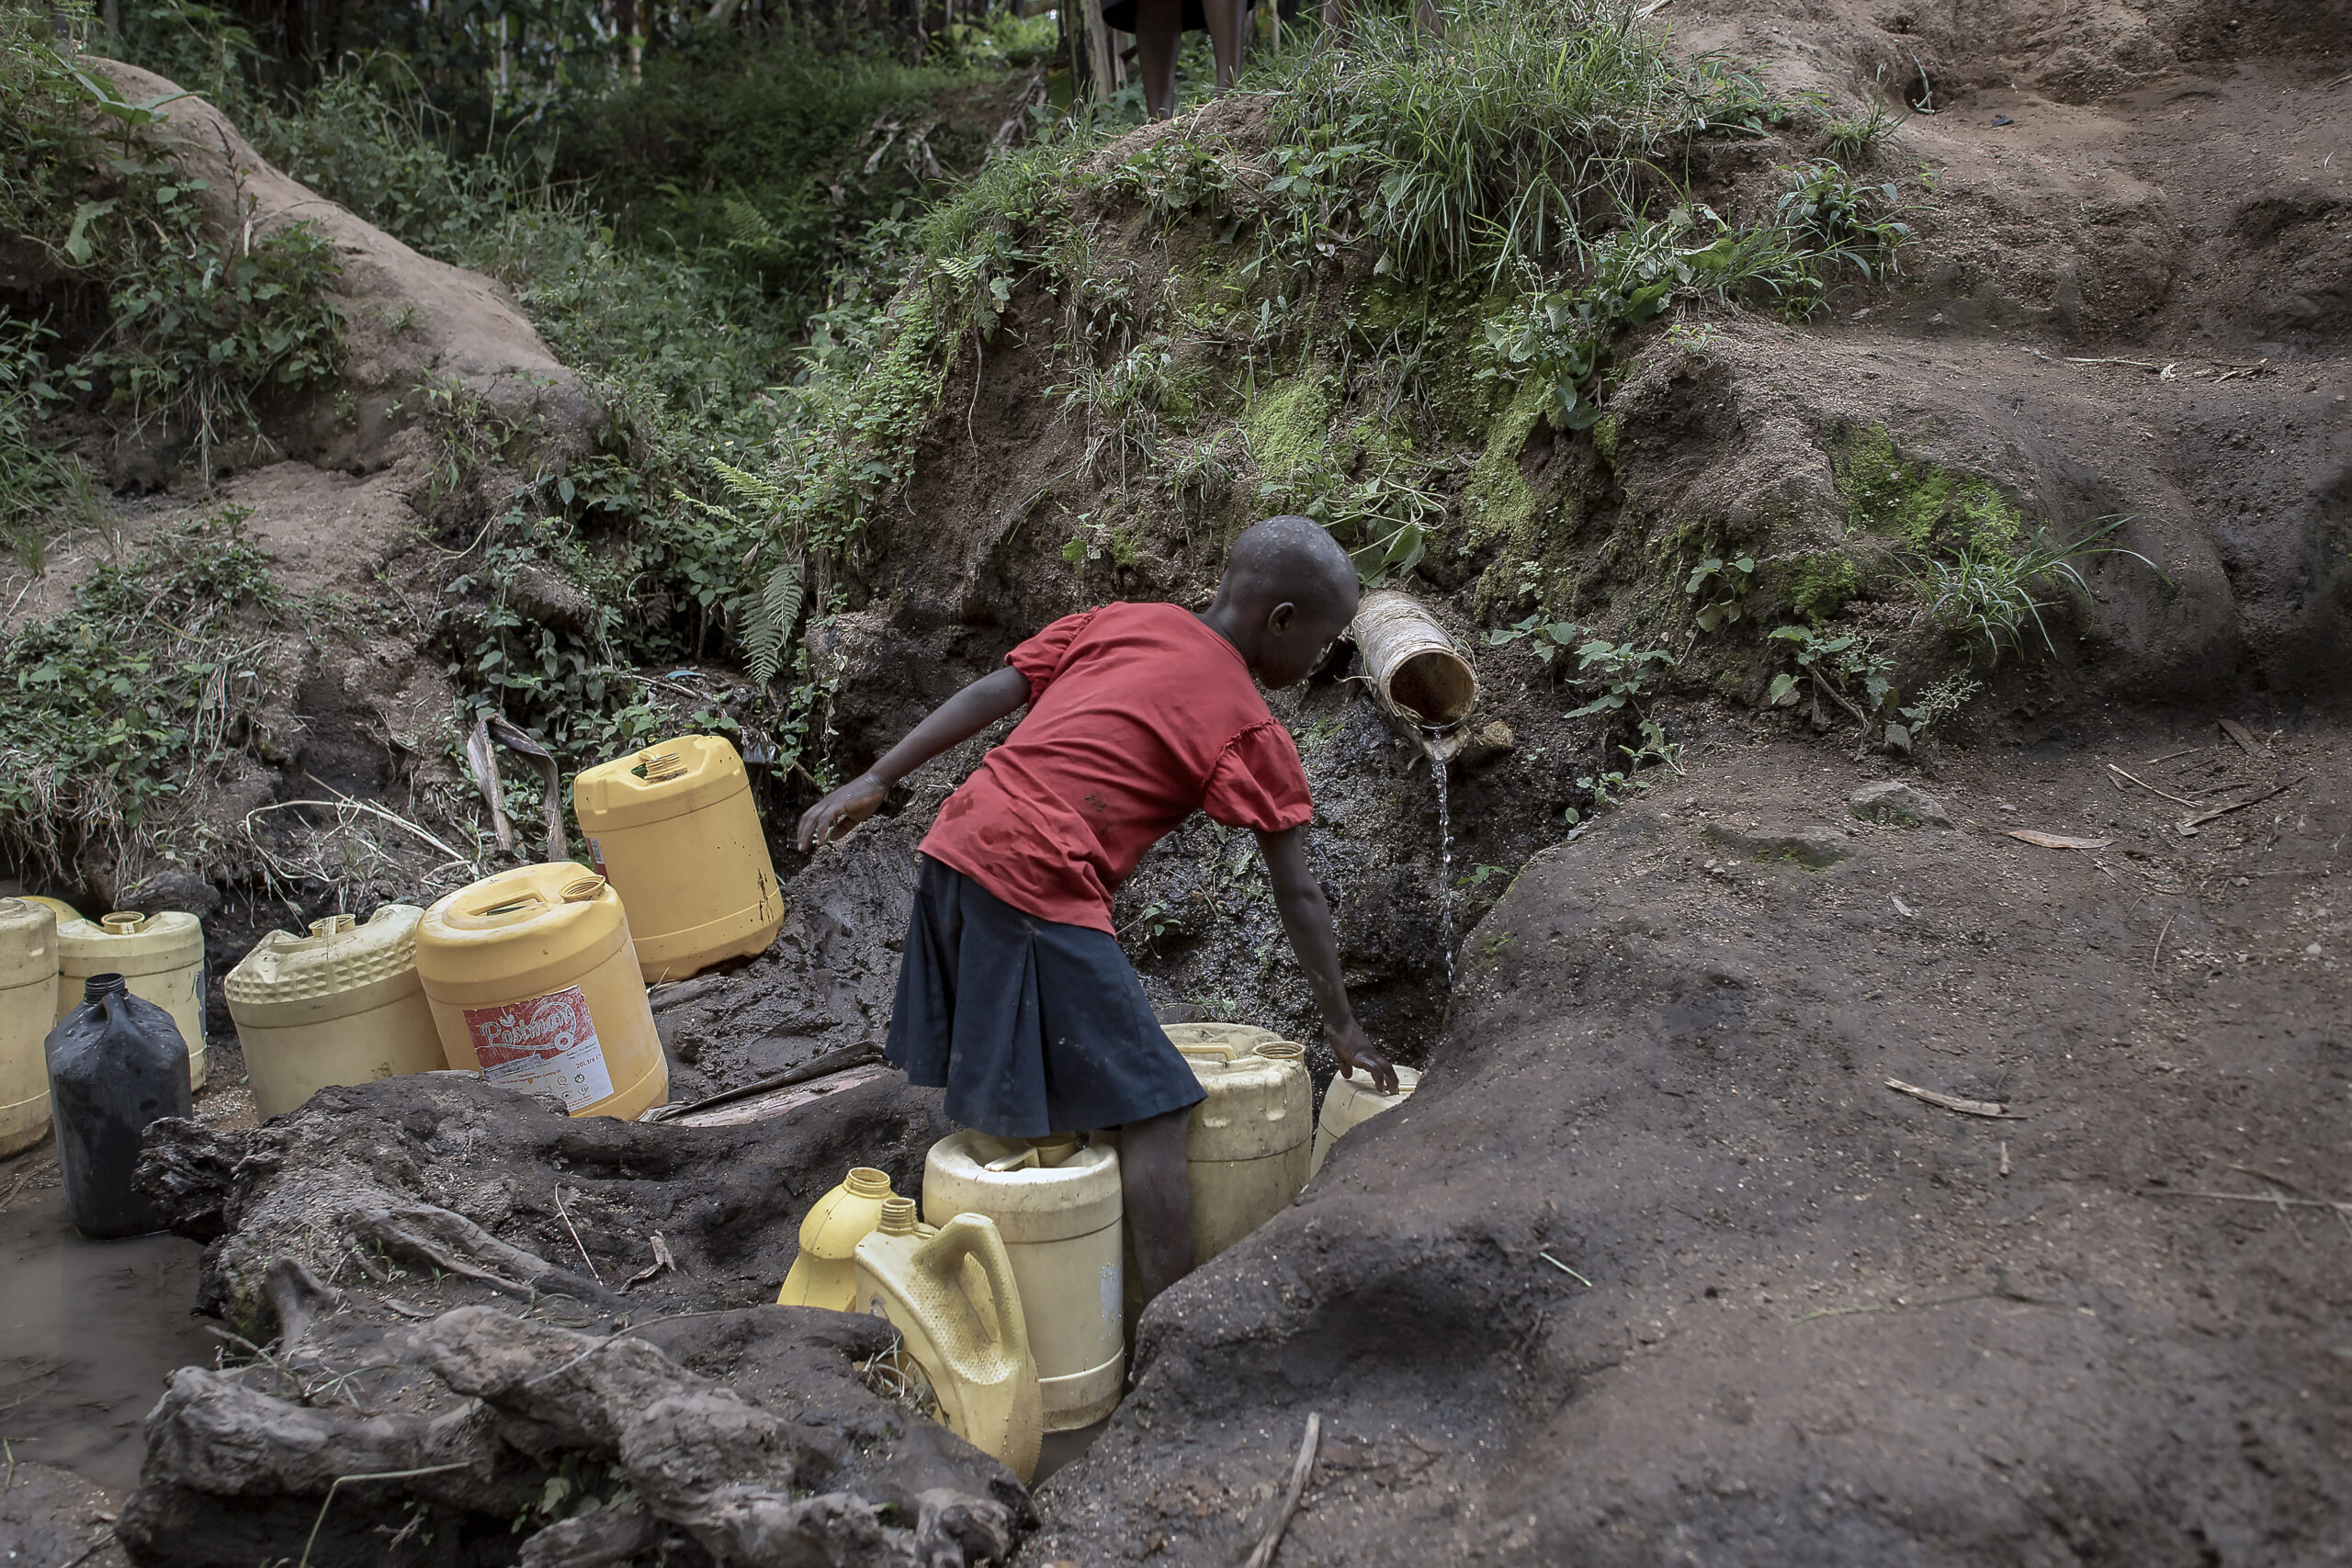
[1766,624,1891,720]
[1905,517,2152,664]
[0,16,346,473]
[1111,131,1236,228]
[1833,426,2020,547]
[1820,95,1904,165]
[1772,161,1913,282]
[1484,613,1581,665]
[1683,551,1754,631]
[0,508,279,876]
[1273,0,1779,282]
[1565,638,1673,720]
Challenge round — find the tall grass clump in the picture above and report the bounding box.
[1275,0,1777,281]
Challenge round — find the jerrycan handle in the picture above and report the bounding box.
[309,914,357,939]
[914,1214,1031,1365]
[984,1148,1043,1174]
[1175,1043,1238,1065]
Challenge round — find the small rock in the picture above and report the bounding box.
[1702,823,1854,868]
[1459,720,1516,769]
[1849,780,1952,829]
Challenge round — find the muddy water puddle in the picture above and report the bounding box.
[1,1183,218,1495]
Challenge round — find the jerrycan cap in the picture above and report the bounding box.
[1255,1043,1306,1062]
[101,910,149,935]
[82,971,130,1001]
[876,1195,921,1235]
[843,1168,893,1199]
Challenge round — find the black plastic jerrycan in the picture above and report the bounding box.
[45,971,192,1239]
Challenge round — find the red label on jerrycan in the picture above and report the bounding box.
[465,986,614,1111]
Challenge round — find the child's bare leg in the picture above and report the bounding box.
[1121,1105,1194,1303]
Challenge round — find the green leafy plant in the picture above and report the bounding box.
[1566,638,1674,720]
[0,508,280,877]
[1766,624,1892,727]
[1883,672,1982,757]
[1772,160,1913,283]
[1683,552,1755,631]
[1485,613,1581,665]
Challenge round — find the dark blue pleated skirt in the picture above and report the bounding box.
[885,855,1205,1138]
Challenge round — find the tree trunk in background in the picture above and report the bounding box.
[1067,0,1110,100]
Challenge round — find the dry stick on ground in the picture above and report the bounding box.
[2107,763,2199,809]
[2231,1165,2352,1244]
[552,1184,602,1285]
[2152,915,2174,976]
[2219,717,2266,757]
[2065,357,2164,370]
[1239,1414,1321,1568]
[2143,1189,2352,1213]
[2142,747,2200,765]
[2177,775,2306,831]
[1884,1078,2026,1119]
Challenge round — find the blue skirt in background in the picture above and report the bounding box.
[885,855,1205,1138]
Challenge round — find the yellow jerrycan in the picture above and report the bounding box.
[1309,1064,1421,1178]
[854,1197,1044,1483]
[49,907,209,1091]
[572,736,783,983]
[415,867,668,1121]
[224,907,447,1120]
[0,898,60,1158]
[923,1132,1123,1431]
[1163,1024,1311,1262]
[776,1167,899,1311]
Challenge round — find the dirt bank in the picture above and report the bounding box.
[1023,714,2351,1564]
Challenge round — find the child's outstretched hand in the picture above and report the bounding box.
[1328,1018,1398,1095]
[797,773,887,852]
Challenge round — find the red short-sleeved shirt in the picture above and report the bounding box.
[920,602,1314,932]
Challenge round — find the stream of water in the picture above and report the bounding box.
[1432,751,1454,999]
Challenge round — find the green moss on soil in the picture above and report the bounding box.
[1464,378,1549,549]
[1831,424,2027,552]
[1779,549,1864,622]
[1245,376,1337,486]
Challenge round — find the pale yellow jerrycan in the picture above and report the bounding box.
[571,735,783,984]
[50,908,209,1091]
[416,867,668,1120]
[1309,1064,1421,1178]
[224,907,447,1120]
[854,1197,1043,1483]
[1163,1023,1311,1262]
[0,898,60,1158]
[776,1166,898,1311]
[923,1132,1124,1431]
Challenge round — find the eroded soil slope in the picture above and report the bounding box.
[1027,716,2350,1565]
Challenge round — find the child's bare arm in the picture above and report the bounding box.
[795,667,1033,851]
[1257,825,1399,1092]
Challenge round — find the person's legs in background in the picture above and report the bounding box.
[1134,0,1180,118]
[1203,0,1246,91]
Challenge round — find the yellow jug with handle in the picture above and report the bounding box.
[48,907,208,1091]
[571,735,783,983]
[415,866,668,1120]
[0,898,59,1158]
[224,906,447,1119]
[854,1197,1043,1483]
[775,1167,898,1311]
[1309,1064,1420,1177]
[922,1131,1124,1431]
[1163,1024,1311,1261]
